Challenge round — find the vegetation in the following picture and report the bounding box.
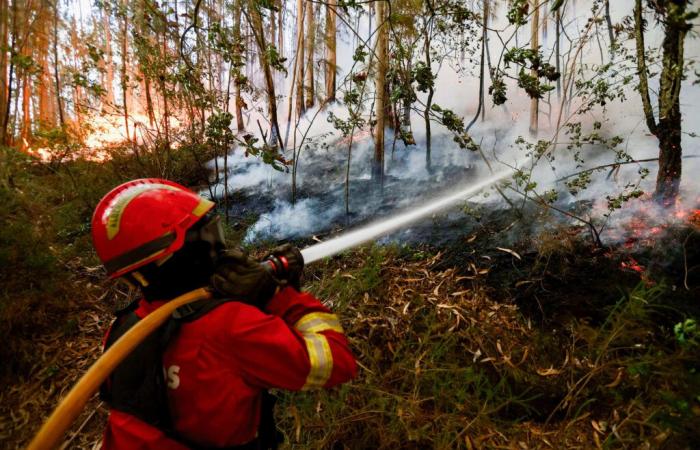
[280,244,700,448]
[1,0,699,448]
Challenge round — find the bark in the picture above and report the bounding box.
[304,0,315,109]
[295,0,305,116]
[528,0,539,135]
[160,28,171,153]
[423,27,434,172]
[20,74,30,149]
[102,5,116,105]
[654,1,687,204]
[0,0,9,144]
[555,7,561,98]
[481,0,488,122]
[373,0,388,185]
[467,0,487,131]
[120,0,130,142]
[144,76,155,126]
[634,0,688,204]
[37,2,56,128]
[278,0,283,55]
[633,0,656,135]
[247,3,284,149]
[324,0,336,103]
[233,0,244,130]
[70,17,83,127]
[53,1,63,126]
[271,9,276,51]
[604,0,614,49]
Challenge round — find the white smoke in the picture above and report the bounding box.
[204,0,700,245]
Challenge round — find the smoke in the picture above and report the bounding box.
[205,0,700,247]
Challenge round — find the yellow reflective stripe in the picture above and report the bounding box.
[105,183,180,240]
[191,198,214,217]
[294,312,343,334]
[301,333,333,390]
[295,312,342,389]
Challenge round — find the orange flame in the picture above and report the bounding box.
[26,113,181,163]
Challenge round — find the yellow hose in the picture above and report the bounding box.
[27,288,213,450]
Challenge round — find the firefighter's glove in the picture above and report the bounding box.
[270,244,304,291]
[211,248,278,309]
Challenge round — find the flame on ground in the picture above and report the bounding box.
[24,113,181,163]
[598,193,700,250]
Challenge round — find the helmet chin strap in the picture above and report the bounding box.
[119,213,227,301]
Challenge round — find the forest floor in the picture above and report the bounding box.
[3,227,700,449]
[2,149,700,449]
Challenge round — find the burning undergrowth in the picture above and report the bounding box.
[277,230,700,448]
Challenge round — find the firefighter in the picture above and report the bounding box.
[91,178,357,450]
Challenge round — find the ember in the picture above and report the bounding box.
[620,257,644,274]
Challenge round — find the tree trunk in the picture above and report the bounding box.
[467,0,487,132]
[120,0,130,142]
[278,0,283,55]
[70,17,84,127]
[0,0,9,144]
[295,0,305,116]
[102,5,115,105]
[633,0,688,205]
[604,0,614,50]
[324,0,336,103]
[424,27,433,172]
[480,0,488,122]
[304,0,315,109]
[654,1,687,204]
[656,104,682,203]
[160,31,171,153]
[20,74,30,149]
[37,2,56,129]
[528,0,539,135]
[270,4,276,56]
[233,0,244,130]
[373,0,388,185]
[248,3,284,149]
[53,1,63,127]
[555,7,561,98]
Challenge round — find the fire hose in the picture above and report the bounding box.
[27,166,515,449]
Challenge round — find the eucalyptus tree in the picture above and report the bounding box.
[633,0,695,205]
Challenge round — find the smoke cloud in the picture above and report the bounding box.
[205,0,700,247]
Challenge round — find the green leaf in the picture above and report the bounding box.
[550,0,564,13]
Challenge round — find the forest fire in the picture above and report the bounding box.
[620,256,645,274]
[3,0,700,448]
[25,113,181,163]
[600,194,700,252]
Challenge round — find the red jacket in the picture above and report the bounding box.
[102,287,357,449]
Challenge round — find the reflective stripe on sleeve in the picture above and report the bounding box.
[295,312,343,334]
[295,312,343,389]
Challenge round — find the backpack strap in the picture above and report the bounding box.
[172,297,236,322]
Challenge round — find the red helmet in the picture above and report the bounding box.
[92,178,215,279]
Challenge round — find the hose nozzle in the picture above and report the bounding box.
[261,254,291,279]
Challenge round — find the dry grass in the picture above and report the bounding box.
[2,242,698,449]
[0,263,117,449]
[278,245,700,449]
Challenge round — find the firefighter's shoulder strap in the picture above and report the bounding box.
[100,298,282,450]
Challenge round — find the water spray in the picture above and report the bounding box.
[299,165,517,263]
